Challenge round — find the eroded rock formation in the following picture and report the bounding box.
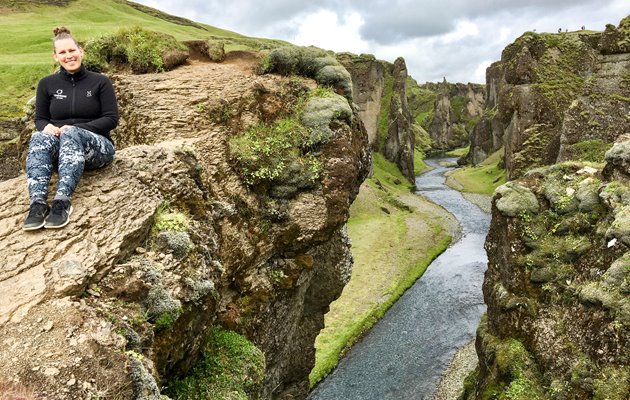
[339,54,416,182]
[467,16,630,176]
[0,58,370,399]
[422,79,485,152]
[464,138,630,399]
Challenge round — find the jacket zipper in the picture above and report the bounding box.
[71,76,76,123]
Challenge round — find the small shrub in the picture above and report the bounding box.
[83,26,188,74]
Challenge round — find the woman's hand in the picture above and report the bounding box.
[43,124,61,137]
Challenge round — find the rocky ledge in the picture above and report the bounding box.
[0,58,370,399]
[464,137,630,399]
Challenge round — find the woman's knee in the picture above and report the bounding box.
[28,131,59,152]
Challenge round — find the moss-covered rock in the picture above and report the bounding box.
[300,93,352,146]
[495,182,539,217]
[156,231,193,259]
[603,138,630,180]
[262,46,353,100]
[145,285,183,331]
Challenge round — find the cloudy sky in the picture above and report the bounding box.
[134,0,629,84]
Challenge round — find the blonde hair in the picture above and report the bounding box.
[52,26,79,51]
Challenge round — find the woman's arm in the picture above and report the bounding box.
[74,76,119,134]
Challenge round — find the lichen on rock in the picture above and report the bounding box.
[494,181,539,216]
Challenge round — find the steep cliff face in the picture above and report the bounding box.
[339,54,416,182]
[466,138,630,399]
[421,79,485,152]
[468,16,630,177]
[0,57,370,399]
[466,63,505,165]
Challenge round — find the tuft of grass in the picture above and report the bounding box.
[154,210,190,233]
[165,326,265,400]
[310,153,452,386]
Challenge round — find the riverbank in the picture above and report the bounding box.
[310,153,459,386]
[432,340,477,400]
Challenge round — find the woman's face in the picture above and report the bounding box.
[53,38,83,73]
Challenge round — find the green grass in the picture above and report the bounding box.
[447,148,505,195]
[0,0,286,119]
[446,146,469,157]
[310,153,452,386]
[165,326,265,399]
[414,148,429,175]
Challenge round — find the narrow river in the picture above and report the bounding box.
[308,158,491,400]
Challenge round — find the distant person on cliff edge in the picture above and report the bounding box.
[23,26,118,230]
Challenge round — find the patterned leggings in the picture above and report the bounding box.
[26,127,115,204]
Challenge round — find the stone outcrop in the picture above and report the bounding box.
[467,15,630,176]
[464,138,630,399]
[422,79,485,152]
[465,63,505,165]
[339,54,416,182]
[0,58,370,399]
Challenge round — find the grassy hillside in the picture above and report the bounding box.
[0,0,285,118]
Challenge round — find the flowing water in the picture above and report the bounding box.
[308,158,491,400]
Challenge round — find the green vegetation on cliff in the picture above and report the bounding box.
[407,76,437,129]
[310,153,452,386]
[165,326,265,399]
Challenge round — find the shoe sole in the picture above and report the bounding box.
[44,206,73,229]
[23,220,47,231]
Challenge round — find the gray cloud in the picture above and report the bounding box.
[134,0,629,83]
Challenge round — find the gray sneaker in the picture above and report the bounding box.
[23,202,50,231]
[44,199,73,229]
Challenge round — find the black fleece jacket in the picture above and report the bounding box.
[35,65,118,143]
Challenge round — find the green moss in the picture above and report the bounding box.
[450,95,468,121]
[229,116,321,193]
[593,366,630,400]
[610,93,630,102]
[406,77,438,130]
[562,139,612,163]
[166,326,265,400]
[300,92,352,146]
[446,146,470,157]
[511,124,557,177]
[262,46,353,99]
[412,123,432,154]
[530,33,592,119]
[376,72,395,152]
[153,204,190,234]
[145,285,182,332]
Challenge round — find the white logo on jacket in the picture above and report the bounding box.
[53,89,67,100]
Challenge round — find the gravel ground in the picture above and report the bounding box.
[432,340,478,400]
[461,192,492,213]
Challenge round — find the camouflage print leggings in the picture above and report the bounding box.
[26,127,115,204]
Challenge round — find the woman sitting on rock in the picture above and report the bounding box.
[23,26,118,230]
